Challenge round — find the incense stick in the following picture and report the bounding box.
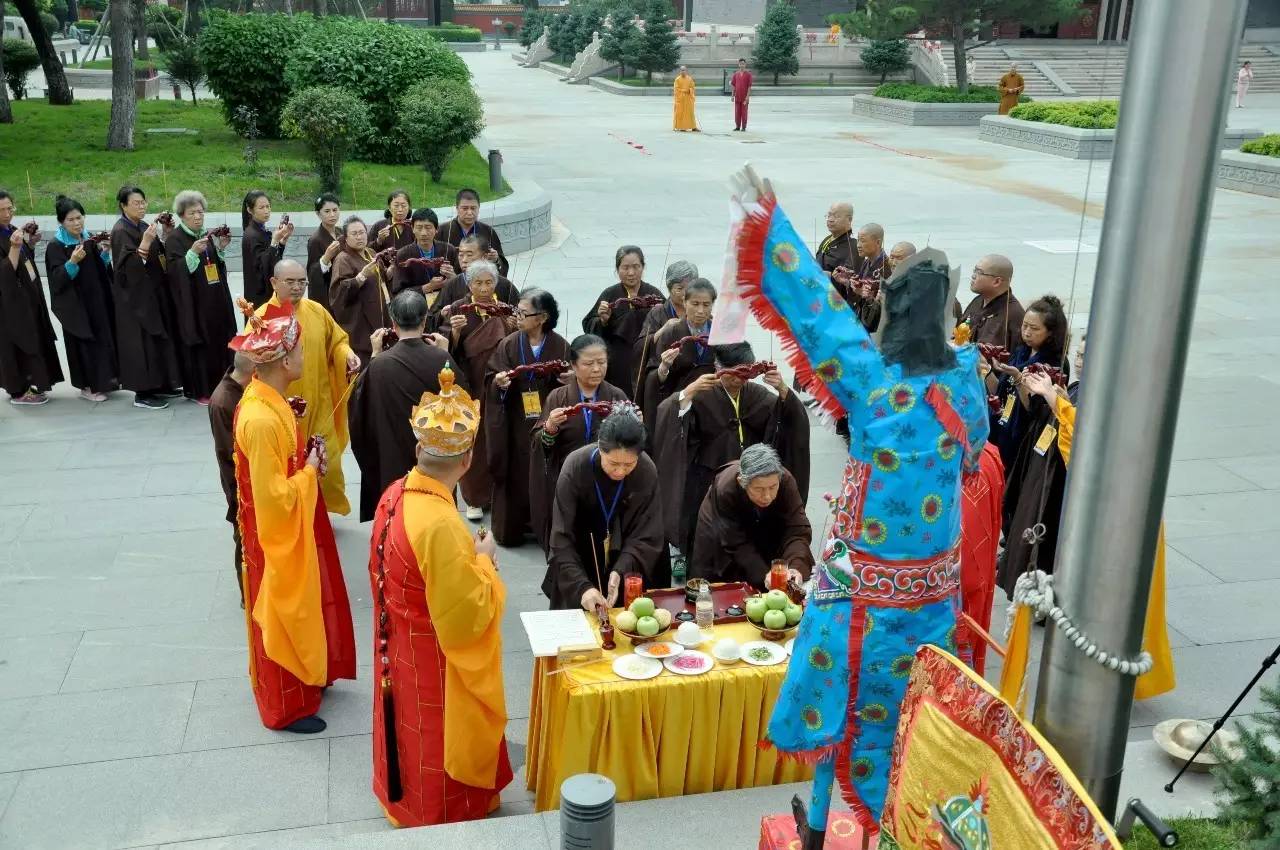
[588,532,604,596]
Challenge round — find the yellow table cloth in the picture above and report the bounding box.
[525,615,812,811]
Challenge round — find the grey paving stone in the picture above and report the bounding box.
[0,631,82,700]
[143,462,225,497]
[1165,581,1280,644]
[1117,740,1220,820]
[0,682,194,772]
[0,771,19,824]
[0,505,33,544]
[327,734,384,824]
[181,675,370,752]
[114,529,234,577]
[0,441,73,469]
[1161,545,1225,589]
[1167,530,1280,584]
[59,616,249,693]
[156,819,392,849]
[59,435,212,469]
[0,570,218,639]
[19,493,227,541]
[0,536,124,580]
[1217,452,1280,490]
[1137,639,1280,724]
[0,739,329,850]
[1164,490,1280,541]
[1164,459,1259,498]
[503,651,536,722]
[0,466,146,505]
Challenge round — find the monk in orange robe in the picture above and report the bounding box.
[673,66,699,132]
[368,366,512,826]
[231,299,357,733]
[998,63,1025,115]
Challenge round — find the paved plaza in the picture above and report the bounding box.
[2,48,1279,848]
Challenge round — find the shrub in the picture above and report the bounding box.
[423,25,483,43]
[78,0,106,14]
[519,8,549,47]
[1241,133,1280,158]
[163,37,206,105]
[198,12,317,138]
[1009,100,1117,129]
[873,82,1031,104]
[39,11,60,36]
[281,85,373,193]
[503,22,515,37]
[285,17,470,164]
[860,38,910,84]
[396,78,485,182]
[145,3,184,51]
[2,39,40,100]
[752,0,799,85]
[77,19,98,32]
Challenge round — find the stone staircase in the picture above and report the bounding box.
[1238,43,1280,92]
[937,45,1060,97]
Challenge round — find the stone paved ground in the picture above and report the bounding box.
[2,49,1279,848]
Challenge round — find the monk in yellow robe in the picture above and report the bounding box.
[230,298,357,732]
[673,65,699,132]
[1002,362,1175,705]
[998,63,1025,115]
[368,366,512,826]
[258,258,359,516]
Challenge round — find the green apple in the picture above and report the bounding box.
[763,609,787,630]
[745,596,768,623]
[630,597,656,619]
[784,603,803,626]
[615,611,638,633]
[654,608,672,629]
[636,615,660,637]
[765,589,789,611]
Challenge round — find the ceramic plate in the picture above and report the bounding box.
[612,655,663,681]
[741,641,787,667]
[784,638,795,657]
[634,641,684,660]
[663,650,714,676]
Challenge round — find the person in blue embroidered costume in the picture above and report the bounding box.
[725,167,989,848]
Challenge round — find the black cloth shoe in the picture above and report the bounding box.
[283,715,327,734]
[133,395,169,410]
[158,386,184,398]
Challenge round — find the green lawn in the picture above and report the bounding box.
[79,56,161,71]
[0,100,508,214]
[1123,817,1252,850]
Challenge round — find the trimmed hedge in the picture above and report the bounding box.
[1240,133,1280,158]
[423,25,483,43]
[1009,100,1117,129]
[198,12,318,137]
[873,82,1029,104]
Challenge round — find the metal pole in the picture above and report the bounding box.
[1032,0,1246,821]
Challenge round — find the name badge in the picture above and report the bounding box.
[425,291,439,308]
[24,260,37,280]
[522,390,543,418]
[158,254,168,271]
[203,263,221,285]
[1034,424,1058,456]
[998,393,1016,425]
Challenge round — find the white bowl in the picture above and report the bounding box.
[674,623,704,647]
[712,638,741,662]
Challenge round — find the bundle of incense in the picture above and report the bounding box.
[287,396,308,418]
[665,334,709,352]
[1025,362,1067,386]
[21,220,39,235]
[608,294,664,311]
[563,401,615,419]
[399,256,446,272]
[86,232,112,245]
[207,225,232,239]
[280,214,291,227]
[156,212,175,227]
[715,360,776,380]
[452,301,515,317]
[381,327,400,347]
[372,246,399,266]
[977,343,1011,363]
[987,394,1002,414]
[507,359,570,380]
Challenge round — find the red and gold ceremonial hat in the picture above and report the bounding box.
[227,298,301,364]
[410,365,481,457]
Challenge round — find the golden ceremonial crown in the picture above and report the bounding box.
[410,365,481,457]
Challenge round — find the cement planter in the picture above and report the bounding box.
[1217,150,1280,198]
[851,94,999,126]
[979,115,1264,160]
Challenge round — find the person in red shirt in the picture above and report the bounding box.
[731,58,753,131]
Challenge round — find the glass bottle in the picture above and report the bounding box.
[695,583,714,638]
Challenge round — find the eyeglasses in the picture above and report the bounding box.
[972,268,996,278]
[515,310,546,319]
[278,278,307,287]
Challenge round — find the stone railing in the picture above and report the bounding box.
[565,30,614,82]
[522,25,553,66]
[979,115,1263,160]
[910,37,949,86]
[1217,149,1280,197]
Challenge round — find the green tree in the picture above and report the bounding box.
[860,37,910,83]
[548,9,577,60]
[1,38,39,100]
[518,8,548,47]
[573,1,605,56]
[396,78,484,182]
[1213,679,1280,849]
[162,36,205,104]
[828,0,917,40]
[12,0,73,103]
[907,0,1081,93]
[633,0,677,84]
[752,0,799,86]
[600,6,640,78]
[281,85,373,192]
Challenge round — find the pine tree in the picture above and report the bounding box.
[633,0,678,84]
[1212,678,1280,849]
[752,0,800,86]
[860,38,911,84]
[601,9,642,79]
[574,3,606,56]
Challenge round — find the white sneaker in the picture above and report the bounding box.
[465,506,484,520]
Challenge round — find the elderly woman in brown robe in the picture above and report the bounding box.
[445,259,518,519]
[691,444,813,591]
[581,245,664,397]
[631,259,697,392]
[635,277,717,427]
[484,288,570,546]
[653,341,811,556]
[329,216,390,366]
[368,189,414,254]
[529,334,629,553]
[544,405,666,611]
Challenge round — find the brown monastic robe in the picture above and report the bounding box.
[528,379,629,553]
[816,230,858,280]
[581,281,665,398]
[240,223,282,307]
[544,444,666,610]
[165,227,236,400]
[368,217,414,254]
[438,218,510,278]
[635,318,715,431]
[45,238,117,394]
[997,392,1069,598]
[998,71,1025,115]
[305,226,339,315]
[390,241,461,301]
[630,298,681,387]
[425,272,517,332]
[690,462,814,590]
[446,298,518,511]
[208,368,246,598]
[109,217,181,394]
[329,248,390,365]
[349,336,463,522]
[653,380,811,553]
[957,290,1025,351]
[483,329,570,546]
[0,227,64,396]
